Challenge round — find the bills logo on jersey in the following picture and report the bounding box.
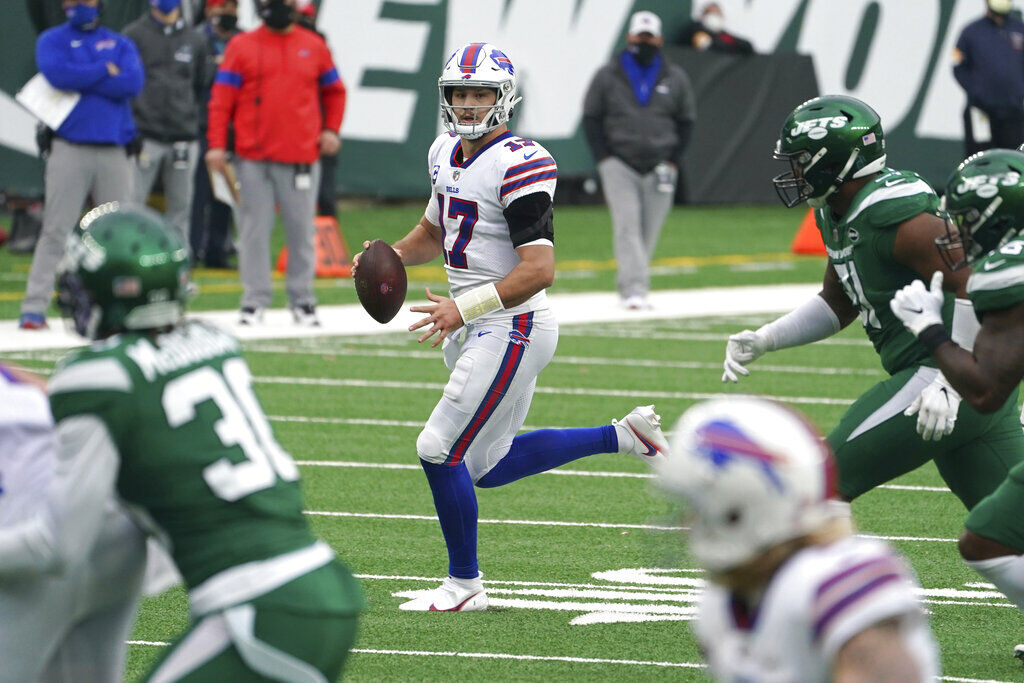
[696,420,785,491]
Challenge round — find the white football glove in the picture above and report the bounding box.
[890,271,945,336]
[905,371,962,441]
[722,330,770,383]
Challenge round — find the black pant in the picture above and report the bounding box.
[317,151,338,218]
[189,134,234,266]
[963,106,1024,156]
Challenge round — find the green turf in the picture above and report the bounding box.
[3,205,1023,682]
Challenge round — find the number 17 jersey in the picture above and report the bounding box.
[425,130,558,322]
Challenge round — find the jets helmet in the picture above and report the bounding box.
[438,42,521,140]
[938,148,1024,270]
[657,397,841,574]
[56,203,191,339]
[773,95,887,208]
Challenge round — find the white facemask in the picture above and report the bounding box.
[989,0,1014,14]
[703,13,725,33]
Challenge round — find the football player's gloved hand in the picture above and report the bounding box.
[905,371,962,441]
[722,330,769,383]
[890,271,945,337]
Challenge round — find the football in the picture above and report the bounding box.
[354,239,407,324]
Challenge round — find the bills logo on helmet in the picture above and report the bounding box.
[490,49,514,75]
[695,420,785,491]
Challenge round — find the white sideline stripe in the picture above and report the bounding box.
[290,456,952,492]
[303,510,957,542]
[248,344,882,377]
[123,640,1017,680]
[256,376,856,406]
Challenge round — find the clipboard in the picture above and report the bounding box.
[208,161,241,209]
[15,73,81,131]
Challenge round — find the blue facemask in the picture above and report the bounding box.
[65,3,100,29]
[150,0,181,13]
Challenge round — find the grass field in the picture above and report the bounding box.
[1,204,1022,681]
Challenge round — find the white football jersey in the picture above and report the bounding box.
[425,130,557,322]
[695,536,939,682]
[0,365,55,527]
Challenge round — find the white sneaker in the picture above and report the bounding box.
[621,295,650,311]
[398,573,488,612]
[613,404,669,463]
[238,307,265,325]
[291,304,320,326]
[1014,643,1024,665]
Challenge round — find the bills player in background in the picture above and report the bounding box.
[353,42,669,612]
[657,397,939,681]
[0,363,146,682]
[890,149,1024,650]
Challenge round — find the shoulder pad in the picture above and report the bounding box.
[844,170,937,229]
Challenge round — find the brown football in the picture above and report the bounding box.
[354,239,407,324]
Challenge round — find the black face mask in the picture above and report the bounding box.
[261,0,294,30]
[630,42,660,66]
[213,13,238,31]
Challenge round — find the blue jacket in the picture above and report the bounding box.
[954,15,1024,114]
[36,23,145,145]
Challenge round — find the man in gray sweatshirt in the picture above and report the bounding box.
[124,0,207,251]
[583,10,695,310]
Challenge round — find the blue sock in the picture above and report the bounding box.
[476,425,618,488]
[420,459,479,579]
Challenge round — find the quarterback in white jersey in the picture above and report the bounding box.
[658,397,939,682]
[0,363,146,683]
[353,42,670,612]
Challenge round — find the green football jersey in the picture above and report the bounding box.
[816,168,954,375]
[967,239,1024,313]
[48,320,318,589]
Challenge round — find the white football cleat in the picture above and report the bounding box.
[398,573,488,612]
[238,307,265,326]
[613,405,669,463]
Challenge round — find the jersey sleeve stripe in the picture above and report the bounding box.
[48,358,132,395]
[504,157,556,180]
[812,572,901,640]
[500,170,558,198]
[814,556,890,597]
[843,179,933,224]
[967,263,1024,294]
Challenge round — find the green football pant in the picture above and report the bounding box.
[828,365,1024,509]
[966,459,1024,552]
[145,603,358,682]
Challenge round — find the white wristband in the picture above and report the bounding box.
[454,283,504,324]
[951,298,980,353]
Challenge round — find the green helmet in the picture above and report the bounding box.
[773,95,887,208]
[938,148,1024,270]
[56,203,191,339]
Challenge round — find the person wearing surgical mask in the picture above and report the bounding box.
[953,0,1024,155]
[123,0,209,252]
[681,3,754,55]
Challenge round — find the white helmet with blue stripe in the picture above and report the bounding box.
[439,42,522,140]
[657,397,845,574]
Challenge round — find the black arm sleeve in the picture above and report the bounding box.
[669,119,694,165]
[504,192,554,248]
[582,115,611,164]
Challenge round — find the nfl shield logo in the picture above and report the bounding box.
[452,169,461,181]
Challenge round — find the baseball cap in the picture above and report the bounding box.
[296,0,316,16]
[205,0,234,7]
[627,10,662,37]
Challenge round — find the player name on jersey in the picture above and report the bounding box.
[125,323,239,381]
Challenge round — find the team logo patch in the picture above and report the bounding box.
[509,330,530,347]
[790,115,847,140]
[490,49,514,75]
[956,172,1021,198]
[848,228,860,243]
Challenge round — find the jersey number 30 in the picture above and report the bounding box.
[163,358,299,502]
[437,194,478,269]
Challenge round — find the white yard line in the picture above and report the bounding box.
[256,375,857,406]
[291,456,951,492]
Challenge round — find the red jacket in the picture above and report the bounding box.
[208,25,345,164]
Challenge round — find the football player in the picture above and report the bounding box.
[0,204,363,680]
[890,148,1024,616]
[352,42,669,612]
[658,397,940,681]
[722,95,1024,513]
[0,363,146,683]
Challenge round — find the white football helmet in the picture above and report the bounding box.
[439,42,522,140]
[657,397,841,574]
